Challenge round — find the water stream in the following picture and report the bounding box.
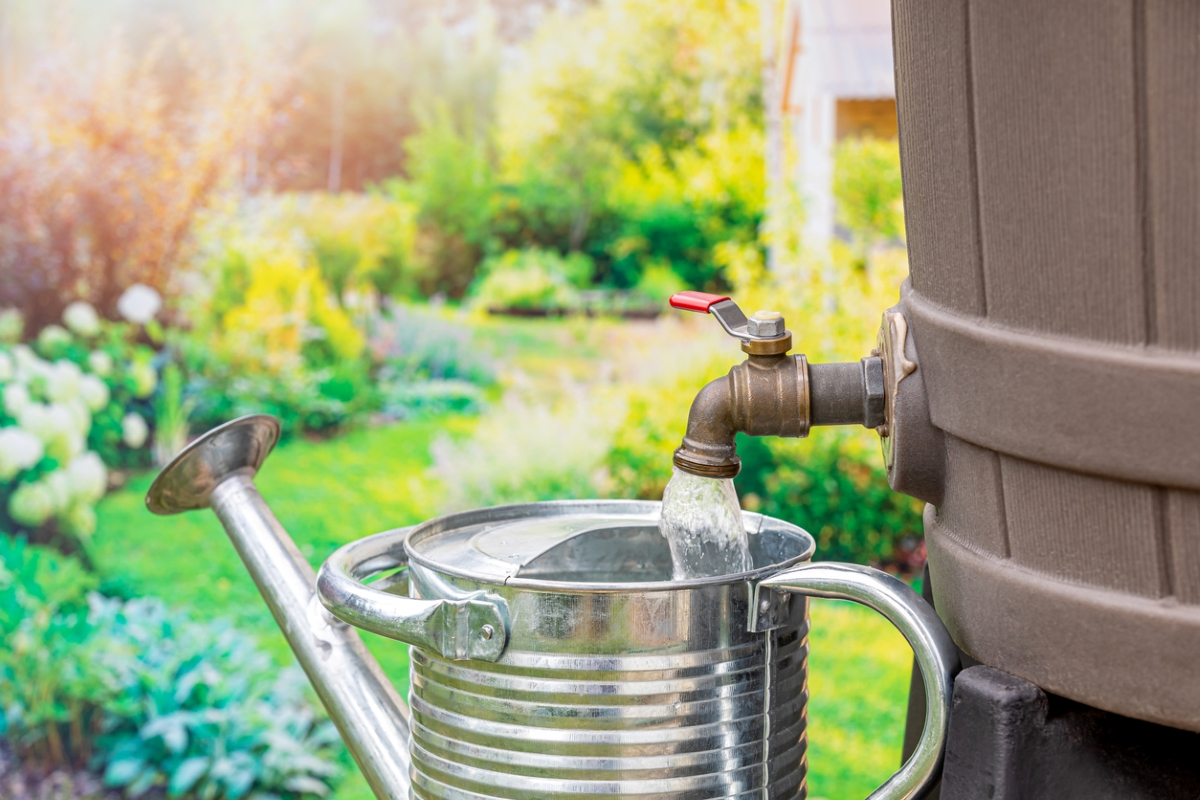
[658,466,753,579]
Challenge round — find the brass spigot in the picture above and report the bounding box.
[669,292,885,478]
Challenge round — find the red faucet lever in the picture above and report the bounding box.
[669,291,731,313]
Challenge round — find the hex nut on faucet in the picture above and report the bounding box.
[747,310,786,338]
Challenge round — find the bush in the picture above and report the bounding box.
[291,195,422,305]
[367,304,496,386]
[0,301,160,550]
[431,387,625,511]
[833,136,905,267]
[0,536,100,771]
[182,201,384,437]
[368,304,495,421]
[736,433,924,569]
[87,598,339,799]
[397,106,498,298]
[467,249,589,312]
[0,538,340,798]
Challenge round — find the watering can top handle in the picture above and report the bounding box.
[317,529,510,663]
[757,562,960,800]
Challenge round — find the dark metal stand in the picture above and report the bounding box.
[903,567,1200,799]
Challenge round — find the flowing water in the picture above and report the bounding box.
[658,466,753,579]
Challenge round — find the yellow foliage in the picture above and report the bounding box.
[189,198,382,376]
[497,0,762,188]
[280,193,420,302]
[611,121,765,213]
[719,241,909,364]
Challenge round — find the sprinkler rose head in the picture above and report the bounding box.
[146,414,281,515]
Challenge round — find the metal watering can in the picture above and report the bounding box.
[147,414,958,799]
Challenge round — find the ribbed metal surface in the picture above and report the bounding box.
[407,621,809,799]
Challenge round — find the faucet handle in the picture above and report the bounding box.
[669,291,748,339]
[669,292,791,354]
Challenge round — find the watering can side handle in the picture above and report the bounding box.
[317,532,510,663]
[757,562,960,800]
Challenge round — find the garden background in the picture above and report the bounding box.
[0,1,919,798]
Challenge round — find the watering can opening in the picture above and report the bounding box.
[399,501,817,591]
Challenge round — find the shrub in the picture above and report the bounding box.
[86,598,339,799]
[0,301,160,550]
[181,203,377,437]
[0,536,100,771]
[833,136,905,267]
[0,538,340,798]
[368,303,495,422]
[737,433,924,569]
[281,194,422,304]
[467,249,589,312]
[431,386,625,511]
[367,304,496,386]
[180,354,358,440]
[398,106,498,298]
[597,123,766,291]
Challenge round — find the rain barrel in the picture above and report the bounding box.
[892,0,1200,731]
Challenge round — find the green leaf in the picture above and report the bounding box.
[104,757,145,787]
[283,775,331,797]
[127,767,161,798]
[169,755,210,796]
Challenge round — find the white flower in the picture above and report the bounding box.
[67,452,107,504]
[51,430,85,464]
[116,284,162,325]
[80,375,110,413]
[8,481,54,527]
[0,427,44,480]
[64,399,91,437]
[45,360,84,404]
[16,403,53,441]
[0,309,22,344]
[12,345,38,376]
[36,324,71,353]
[43,469,72,513]
[130,361,157,398]
[0,351,13,382]
[2,383,29,417]
[61,503,97,539]
[87,350,114,378]
[21,403,86,462]
[62,301,101,337]
[122,412,149,449]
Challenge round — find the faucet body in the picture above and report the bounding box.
[669,292,886,478]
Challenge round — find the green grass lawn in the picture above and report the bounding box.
[90,318,914,800]
[807,599,912,799]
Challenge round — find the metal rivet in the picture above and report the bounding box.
[759,599,772,613]
[480,625,495,640]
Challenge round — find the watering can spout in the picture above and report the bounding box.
[145,415,412,799]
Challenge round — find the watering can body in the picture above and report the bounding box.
[148,416,958,800]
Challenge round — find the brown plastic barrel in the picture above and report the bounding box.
[893,0,1200,731]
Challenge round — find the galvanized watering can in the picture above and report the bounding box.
[148,415,958,799]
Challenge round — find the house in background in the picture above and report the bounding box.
[775,0,897,250]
